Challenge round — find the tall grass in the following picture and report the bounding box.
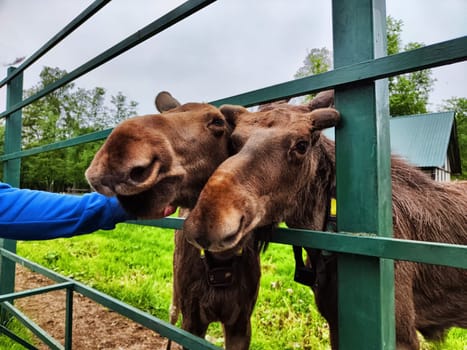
[0,318,36,350]
[11,223,466,349]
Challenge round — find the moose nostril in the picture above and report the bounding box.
[128,157,159,184]
[89,179,116,196]
[129,166,148,183]
[195,236,211,250]
[222,232,238,246]
[220,214,243,247]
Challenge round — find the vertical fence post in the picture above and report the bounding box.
[0,67,23,323]
[332,0,395,349]
[64,287,74,349]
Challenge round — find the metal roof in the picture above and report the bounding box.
[323,111,461,172]
[390,112,455,168]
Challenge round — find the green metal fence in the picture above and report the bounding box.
[1,0,466,349]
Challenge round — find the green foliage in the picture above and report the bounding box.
[294,47,332,79]
[18,224,174,317]
[17,225,330,349]
[110,92,139,124]
[15,66,139,191]
[16,224,466,349]
[0,317,36,349]
[294,47,332,102]
[439,97,467,179]
[251,249,330,350]
[386,16,402,56]
[294,17,435,116]
[387,17,435,116]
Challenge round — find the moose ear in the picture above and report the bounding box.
[309,108,340,130]
[155,91,181,112]
[258,98,291,112]
[307,90,335,111]
[220,104,248,127]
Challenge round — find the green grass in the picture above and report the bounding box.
[0,317,37,350]
[7,223,466,349]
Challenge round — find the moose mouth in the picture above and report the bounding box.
[116,177,180,219]
[118,192,177,219]
[162,205,177,217]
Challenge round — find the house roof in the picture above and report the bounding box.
[323,111,461,174]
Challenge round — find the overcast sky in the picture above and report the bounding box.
[0,0,466,116]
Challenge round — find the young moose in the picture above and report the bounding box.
[86,92,231,219]
[86,92,271,350]
[183,101,467,350]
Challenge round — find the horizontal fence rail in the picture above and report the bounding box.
[0,248,222,350]
[1,301,65,350]
[211,36,467,107]
[0,129,112,162]
[135,218,467,269]
[1,0,466,349]
[0,0,217,120]
[0,0,111,89]
[2,35,465,119]
[2,37,465,164]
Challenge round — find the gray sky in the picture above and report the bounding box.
[1,0,466,116]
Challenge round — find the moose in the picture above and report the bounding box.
[183,99,467,350]
[85,93,231,219]
[86,92,285,349]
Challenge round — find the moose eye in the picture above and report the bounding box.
[294,140,309,155]
[208,117,226,137]
[210,117,225,127]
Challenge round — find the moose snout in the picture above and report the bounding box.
[86,155,162,197]
[186,230,241,252]
[183,204,247,252]
[85,172,117,197]
[188,234,212,250]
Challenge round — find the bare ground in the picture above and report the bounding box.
[13,265,179,350]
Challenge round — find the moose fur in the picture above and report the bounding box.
[171,208,266,350]
[86,92,267,350]
[183,97,467,350]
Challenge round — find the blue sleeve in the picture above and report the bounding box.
[0,182,134,240]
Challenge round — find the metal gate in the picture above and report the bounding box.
[1,0,466,349]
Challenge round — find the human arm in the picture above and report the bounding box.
[0,182,134,240]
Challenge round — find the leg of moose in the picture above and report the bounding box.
[328,321,339,350]
[395,263,419,350]
[181,310,209,350]
[223,317,251,350]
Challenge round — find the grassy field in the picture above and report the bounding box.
[3,223,465,349]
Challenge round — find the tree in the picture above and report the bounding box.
[387,17,435,116]
[294,17,435,116]
[386,16,402,56]
[440,97,467,179]
[109,91,139,125]
[19,66,139,191]
[294,47,332,79]
[294,47,332,102]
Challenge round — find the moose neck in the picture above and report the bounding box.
[286,136,336,231]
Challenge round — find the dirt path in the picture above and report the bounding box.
[13,265,177,350]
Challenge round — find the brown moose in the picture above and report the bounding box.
[86,92,266,350]
[183,99,467,350]
[85,92,231,219]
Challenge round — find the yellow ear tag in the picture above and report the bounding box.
[330,198,337,217]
